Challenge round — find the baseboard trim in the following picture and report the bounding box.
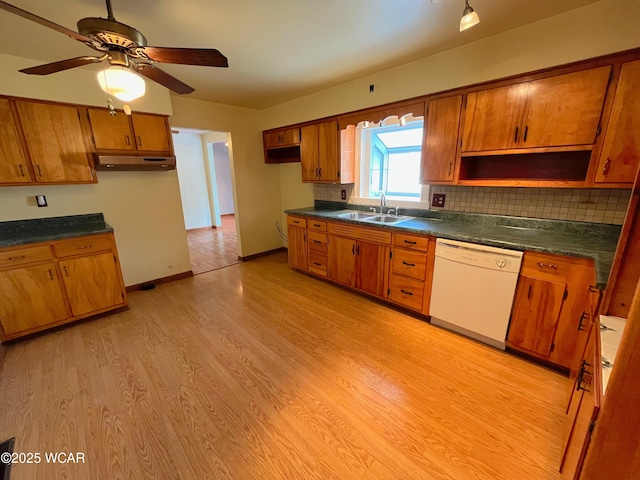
[238,247,286,262]
[186,226,215,232]
[126,270,194,292]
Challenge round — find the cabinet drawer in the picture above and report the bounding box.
[392,249,427,281]
[393,233,429,252]
[520,251,576,281]
[307,219,327,232]
[389,276,425,311]
[308,231,327,253]
[308,251,327,276]
[0,245,52,269]
[287,216,307,228]
[54,234,113,258]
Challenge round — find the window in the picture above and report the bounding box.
[356,116,429,205]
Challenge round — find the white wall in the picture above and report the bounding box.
[173,133,212,229]
[212,142,235,215]
[0,53,192,286]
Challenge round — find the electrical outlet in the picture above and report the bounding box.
[341,190,347,200]
[432,193,445,208]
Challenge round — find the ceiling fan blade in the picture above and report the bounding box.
[0,0,92,43]
[136,64,195,95]
[141,47,228,68]
[20,56,104,75]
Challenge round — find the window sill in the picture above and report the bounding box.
[350,197,431,210]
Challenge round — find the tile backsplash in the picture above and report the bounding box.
[313,184,631,225]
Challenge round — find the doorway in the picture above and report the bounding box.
[173,128,240,274]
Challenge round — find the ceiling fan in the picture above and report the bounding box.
[0,0,228,98]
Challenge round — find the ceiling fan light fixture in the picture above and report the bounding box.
[97,66,146,101]
[459,0,480,32]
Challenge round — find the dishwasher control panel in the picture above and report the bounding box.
[435,239,523,274]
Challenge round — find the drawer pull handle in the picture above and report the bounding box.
[400,289,413,296]
[537,262,557,270]
[402,261,416,267]
[125,134,131,146]
[578,311,589,332]
[48,269,53,280]
[403,240,417,245]
[523,125,528,143]
[313,223,321,227]
[313,240,322,244]
[63,266,69,277]
[19,164,25,177]
[527,285,532,299]
[293,220,300,224]
[8,255,27,261]
[313,262,321,266]
[602,158,611,176]
[78,245,92,249]
[137,136,142,147]
[588,285,599,293]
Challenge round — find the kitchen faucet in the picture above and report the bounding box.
[380,193,386,211]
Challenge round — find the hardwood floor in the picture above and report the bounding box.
[186,214,239,275]
[0,252,569,479]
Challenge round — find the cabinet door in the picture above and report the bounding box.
[15,101,94,183]
[508,276,566,357]
[0,263,69,336]
[0,99,32,184]
[560,323,600,479]
[327,235,357,287]
[131,114,171,152]
[462,83,527,152]
[318,120,339,181]
[265,129,300,148]
[523,66,610,148]
[88,108,135,151]
[59,252,125,317]
[287,226,308,270]
[300,124,319,181]
[595,60,640,184]
[549,265,596,373]
[421,95,462,183]
[356,241,389,297]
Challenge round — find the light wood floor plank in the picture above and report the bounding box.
[0,252,568,479]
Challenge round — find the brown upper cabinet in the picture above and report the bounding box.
[421,95,462,184]
[0,98,32,184]
[263,127,301,164]
[15,100,95,184]
[264,128,300,148]
[462,66,611,153]
[300,120,354,183]
[87,108,172,154]
[594,60,640,184]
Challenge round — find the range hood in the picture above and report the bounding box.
[93,154,176,171]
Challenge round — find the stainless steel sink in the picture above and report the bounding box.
[337,212,378,220]
[363,215,413,224]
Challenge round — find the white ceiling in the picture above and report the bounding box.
[0,0,600,109]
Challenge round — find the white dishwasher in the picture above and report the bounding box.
[429,238,523,350]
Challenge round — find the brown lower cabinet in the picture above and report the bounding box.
[560,320,602,479]
[0,233,127,341]
[506,251,598,372]
[287,215,434,313]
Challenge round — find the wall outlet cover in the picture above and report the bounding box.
[341,190,347,200]
[432,193,446,208]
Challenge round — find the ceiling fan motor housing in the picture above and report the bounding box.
[77,17,147,50]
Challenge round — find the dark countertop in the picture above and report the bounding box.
[0,214,113,248]
[285,202,621,289]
